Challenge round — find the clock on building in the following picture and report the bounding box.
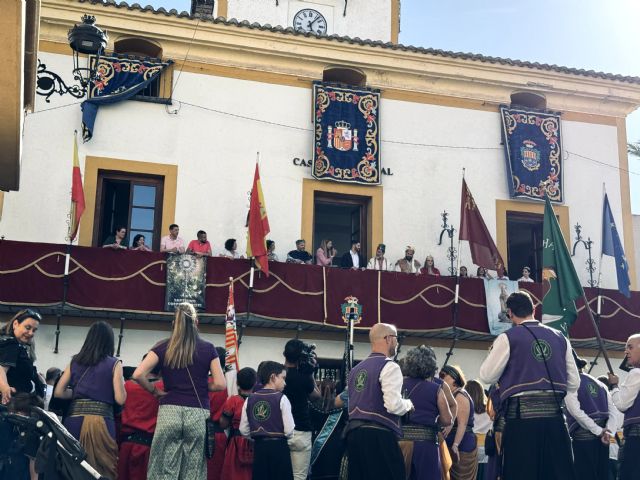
[293,9,327,35]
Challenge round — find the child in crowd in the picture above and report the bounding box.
[240,361,294,480]
[220,367,258,480]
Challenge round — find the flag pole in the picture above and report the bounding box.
[444,168,465,367]
[588,183,606,374]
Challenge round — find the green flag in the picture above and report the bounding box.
[541,196,584,335]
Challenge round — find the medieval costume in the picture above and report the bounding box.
[445,389,478,480]
[611,366,640,480]
[207,388,229,480]
[221,393,253,480]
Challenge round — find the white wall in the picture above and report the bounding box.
[0,51,629,293]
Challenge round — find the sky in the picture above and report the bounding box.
[143,0,640,210]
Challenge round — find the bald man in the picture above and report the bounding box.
[345,323,413,480]
[608,334,640,480]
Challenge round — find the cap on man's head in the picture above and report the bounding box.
[405,246,415,252]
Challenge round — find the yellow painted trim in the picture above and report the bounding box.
[0,191,4,221]
[562,111,618,127]
[301,179,383,260]
[495,199,570,271]
[80,157,178,247]
[616,118,637,290]
[390,0,400,44]
[217,0,228,18]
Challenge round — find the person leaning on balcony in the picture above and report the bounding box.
[421,255,441,276]
[102,225,128,250]
[221,238,244,259]
[133,303,226,480]
[367,243,390,271]
[267,240,280,262]
[160,224,185,254]
[186,230,212,257]
[395,246,421,274]
[316,239,336,267]
[131,234,152,252]
[287,239,313,264]
[0,309,46,479]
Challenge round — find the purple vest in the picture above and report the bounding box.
[566,373,608,433]
[403,377,439,426]
[246,389,285,438]
[445,389,477,452]
[623,368,640,427]
[348,353,402,436]
[70,356,118,404]
[499,322,568,400]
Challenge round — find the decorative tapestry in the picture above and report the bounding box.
[81,55,173,142]
[165,254,206,311]
[313,82,381,185]
[499,106,563,202]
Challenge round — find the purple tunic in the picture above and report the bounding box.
[499,322,568,400]
[566,373,609,434]
[151,338,218,409]
[623,369,640,428]
[64,356,118,439]
[403,377,441,480]
[247,389,285,438]
[348,352,402,436]
[445,389,476,453]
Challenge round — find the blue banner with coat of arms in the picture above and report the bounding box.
[500,106,563,202]
[313,82,381,185]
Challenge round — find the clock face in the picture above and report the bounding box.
[293,9,327,35]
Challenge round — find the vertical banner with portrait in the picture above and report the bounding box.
[484,278,519,336]
[165,254,207,311]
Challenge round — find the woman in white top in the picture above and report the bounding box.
[221,238,243,259]
[517,266,535,282]
[367,243,390,271]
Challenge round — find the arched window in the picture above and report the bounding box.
[114,37,163,59]
[510,91,547,110]
[322,66,367,87]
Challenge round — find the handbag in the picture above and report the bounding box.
[484,429,496,457]
[186,367,216,459]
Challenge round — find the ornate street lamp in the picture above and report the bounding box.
[67,15,108,95]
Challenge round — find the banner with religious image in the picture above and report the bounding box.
[484,278,519,336]
[165,254,207,311]
[312,82,381,185]
[499,106,563,202]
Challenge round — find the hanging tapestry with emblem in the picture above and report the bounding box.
[165,254,207,311]
[81,55,173,142]
[312,82,381,185]
[499,106,563,202]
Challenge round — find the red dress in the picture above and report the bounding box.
[206,388,229,480]
[117,379,163,480]
[221,394,253,480]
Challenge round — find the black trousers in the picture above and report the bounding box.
[252,438,293,480]
[502,416,575,480]
[572,437,608,480]
[346,426,405,480]
[620,437,640,480]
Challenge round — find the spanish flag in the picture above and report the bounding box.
[68,132,86,241]
[246,163,271,275]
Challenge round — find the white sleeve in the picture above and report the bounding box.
[565,390,603,436]
[479,334,510,385]
[604,385,619,434]
[612,369,640,412]
[379,361,413,416]
[564,338,580,393]
[239,400,251,437]
[280,395,296,438]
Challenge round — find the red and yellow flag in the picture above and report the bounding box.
[224,279,239,395]
[68,133,86,241]
[246,163,271,275]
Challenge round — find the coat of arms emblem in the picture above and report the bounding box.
[341,296,363,324]
[520,139,541,171]
[327,121,359,152]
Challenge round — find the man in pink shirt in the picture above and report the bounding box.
[160,224,186,253]
[187,230,212,257]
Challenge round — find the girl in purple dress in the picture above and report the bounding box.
[54,321,126,480]
[402,345,453,480]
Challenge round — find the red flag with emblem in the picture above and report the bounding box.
[246,163,271,275]
[68,133,85,241]
[224,279,239,395]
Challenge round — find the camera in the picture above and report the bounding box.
[298,342,318,375]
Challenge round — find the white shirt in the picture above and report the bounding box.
[367,257,389,271]
[611,368,640,412]
[239,392,295,438]
[564,375,618,435]
[518,276,534,283]
[379,360,414,415]
[478,320,580,393]
[44,384,54,410]
[350,250,360,268]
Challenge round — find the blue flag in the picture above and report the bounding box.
[601,193,631,297]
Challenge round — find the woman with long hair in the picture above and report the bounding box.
[316,239,336,266]
[421,255,441,276]
[440,365,478,480]
[401,345,453,479]
[0,308,45,478]
[131,234,152,251]
[54,321,126,480]
[466,380,492,480]
[133,303,226,479]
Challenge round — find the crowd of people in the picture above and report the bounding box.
[103,224,542,281]
[3,290,637,479]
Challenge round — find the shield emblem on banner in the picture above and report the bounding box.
[341,296,363,324]
[520,140,541,171]
[333,121,353,151]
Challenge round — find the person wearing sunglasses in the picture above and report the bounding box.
[0,308,45,478]
[478,291,580,480]
[345,323,413,480]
